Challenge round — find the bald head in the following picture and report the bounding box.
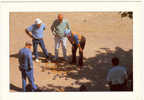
[25,41,32,49]
[58,14,63,22]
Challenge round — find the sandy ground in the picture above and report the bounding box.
[10,12,133,92]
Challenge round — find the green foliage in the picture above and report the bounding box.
[120,12,133,19]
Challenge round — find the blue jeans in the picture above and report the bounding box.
[32,39,49,59]
[21,69,37,92]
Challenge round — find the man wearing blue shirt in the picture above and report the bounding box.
[106,57,128,91]
[51,14,70,61]
[18,41,38,92]
[25,18,49,62]
[64,29,86,69]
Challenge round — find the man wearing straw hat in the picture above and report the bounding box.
[25,18,49,62]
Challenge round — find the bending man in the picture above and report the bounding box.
[64,29,86,69]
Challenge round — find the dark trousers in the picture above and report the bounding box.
[32,39,49,59]
[72,36,86,66]
[110,83,127,91]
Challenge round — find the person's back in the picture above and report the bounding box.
[108,66,127,85]
[106,57,128,91]
[19,48,32,71]
[18,42,38,92]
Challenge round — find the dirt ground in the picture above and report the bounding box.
[10,12,133,92]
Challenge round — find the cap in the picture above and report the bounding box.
[35,18,42,24]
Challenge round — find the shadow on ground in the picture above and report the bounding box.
[38,46,133,91]
[10,52,52,58]
[64,46,133,91]
[10,83,23,92]
[10,46,133,92]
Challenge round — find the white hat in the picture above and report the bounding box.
[35,18,42,24]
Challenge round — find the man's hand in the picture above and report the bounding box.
[77,43,83,53]
[79,47,83,53]
[19,67,22,71]
[105,84,110,88]
[28,66,32,71]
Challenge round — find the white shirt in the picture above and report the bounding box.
[107,66,128,85]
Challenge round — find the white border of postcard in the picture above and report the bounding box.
[0,2,143,100]
[0,0,142,2]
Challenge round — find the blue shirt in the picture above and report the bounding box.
[107,66,128,85]
[18,48,33,70]
[27,23,45,39]
[73,35,79,45]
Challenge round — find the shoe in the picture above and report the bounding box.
[35,59,40,63]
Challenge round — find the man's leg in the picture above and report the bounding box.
[39,39,49,58]
[79,38,86,66]
[32,39,39,59]
[54,37,61,59]
[26,70,37,91]
[72,45,77,64]
[79,51,83,66]
[21,71,26,92]
[61,37,67,60]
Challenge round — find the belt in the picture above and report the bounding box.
[33,38,43,40]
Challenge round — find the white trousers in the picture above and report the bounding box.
[54,36,67,59]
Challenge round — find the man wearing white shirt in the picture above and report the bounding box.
[106,57,128,91]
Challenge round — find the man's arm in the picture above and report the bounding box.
[18,51,24,71]
[66,20,70,29]
[51,20,56,36]
[106,71,112,86]
[123,69,128,85]
[28,52,33,70]
[25,28,34,39]
[18,51,21,65]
